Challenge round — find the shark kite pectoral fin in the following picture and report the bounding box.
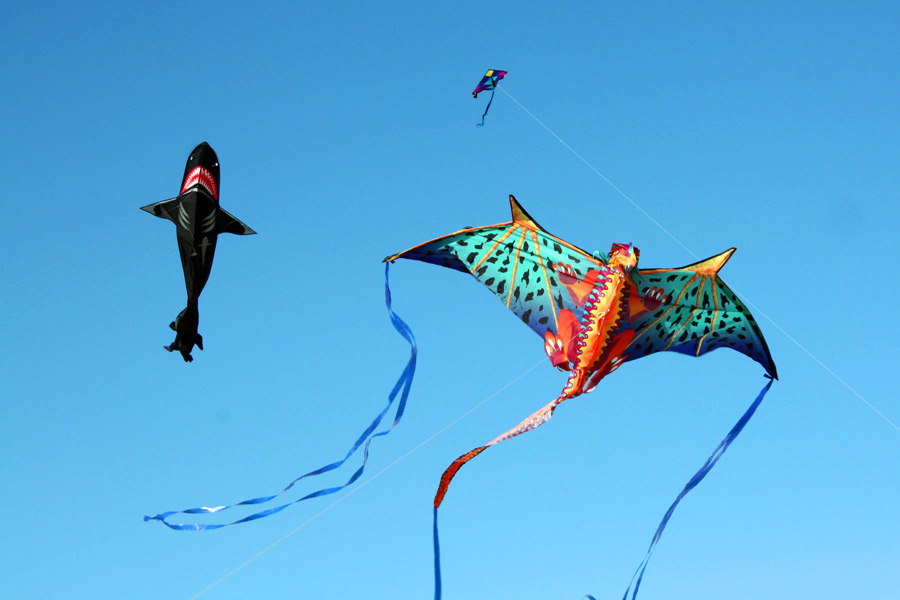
[215,207,256,236]
[196,335,203,351]
[139,197,181,224]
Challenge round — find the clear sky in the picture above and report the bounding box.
[2,2,898,599]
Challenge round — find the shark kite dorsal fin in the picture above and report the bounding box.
[509,195,545,231]
[683,248,736,274]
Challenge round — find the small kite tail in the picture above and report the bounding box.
[476,89,496,127]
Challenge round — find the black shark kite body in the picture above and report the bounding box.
[142,142,255,361]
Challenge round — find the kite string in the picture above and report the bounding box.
[497,87,697,260]
[189,358,546,599]
[734,294,899,432]
[498,85,898,434]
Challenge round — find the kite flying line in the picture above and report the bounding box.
[497,87,697,260]
[735,294,899,432]
[497,85,898,434]
[189,359,546,599]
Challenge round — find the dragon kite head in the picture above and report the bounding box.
[608,243,640,273]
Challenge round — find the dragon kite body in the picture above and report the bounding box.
[385,195,776,598]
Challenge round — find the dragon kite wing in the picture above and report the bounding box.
[385,196,777,378]
[384,195,604,340]
[620,251,778,378]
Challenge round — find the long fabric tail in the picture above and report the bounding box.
[608,375,775,600]
[144,263,417,530]
[476,89,496,127]
[433,394,567,598]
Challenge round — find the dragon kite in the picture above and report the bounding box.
[384,195,776,599]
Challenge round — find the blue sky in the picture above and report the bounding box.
[2,2,898,598]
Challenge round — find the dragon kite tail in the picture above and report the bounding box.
[434,446,488,509]
[433,387,574,510]
[432,386,577,600]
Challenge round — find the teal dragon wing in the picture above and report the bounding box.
[384,195,604,339]
[619,250,777,378]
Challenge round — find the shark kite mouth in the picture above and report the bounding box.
[181,166,218,200]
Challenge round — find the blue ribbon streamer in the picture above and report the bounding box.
[144,262,417,530]
[433,376,772,598]
[433,508,443,600]
[616,375,775,600]
[476,89,496,127]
